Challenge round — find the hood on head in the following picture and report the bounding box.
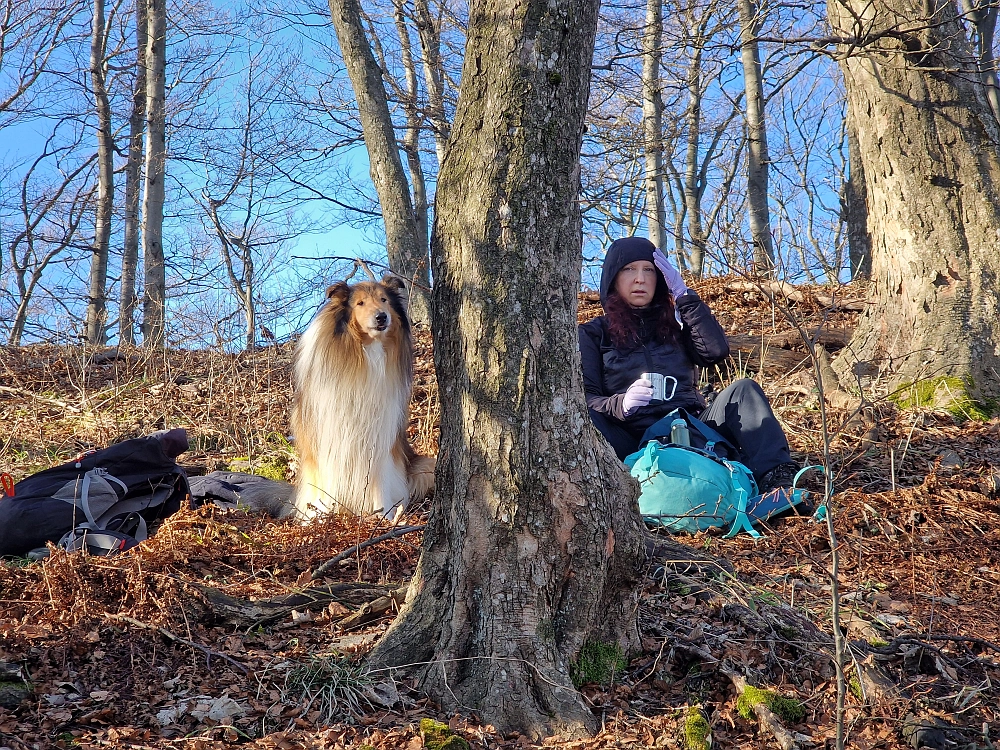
[599,236,666,308]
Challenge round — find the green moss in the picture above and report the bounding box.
[683,706,711,750]
[849,675,863,700]
[419,718,470,750]
[736,684,806,723]
[890,376,993,422]
[571,641,627,688]
[253,457,289,482]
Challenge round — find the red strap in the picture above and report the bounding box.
[0,473,14,497]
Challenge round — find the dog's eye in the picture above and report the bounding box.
[356,300,364,306]
[381,297,387,303]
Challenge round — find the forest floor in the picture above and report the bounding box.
[1,276,999,750]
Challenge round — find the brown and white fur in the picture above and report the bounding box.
[291,276,435,519]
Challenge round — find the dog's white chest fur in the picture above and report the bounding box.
[293,338,409,518]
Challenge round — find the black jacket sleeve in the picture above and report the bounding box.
[578,319,629,421]
[675,290,730,366]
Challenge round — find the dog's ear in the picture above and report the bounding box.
[380,274,405,293]
[326,282,351,305]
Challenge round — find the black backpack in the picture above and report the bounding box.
[0,429,190,558]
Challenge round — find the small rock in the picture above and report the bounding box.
[938,449,963,469]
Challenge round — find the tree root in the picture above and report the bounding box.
[188,580,402,629]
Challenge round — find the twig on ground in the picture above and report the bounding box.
[312,524,425,579]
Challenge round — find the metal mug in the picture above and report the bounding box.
[640,372,678,403]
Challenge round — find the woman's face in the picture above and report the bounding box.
[613,260,657,308]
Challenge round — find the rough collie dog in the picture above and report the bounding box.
[291,276,435,518]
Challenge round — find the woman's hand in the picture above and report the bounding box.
[653,248,688,299]
[622,377,654,415]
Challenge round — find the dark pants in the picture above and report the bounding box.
[589,378,793,481]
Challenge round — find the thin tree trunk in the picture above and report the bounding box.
[141,0,167,348]
[412,0,450,163]
[642,0,666,251]
[684,47,707,277]
[84,0,113,345]
[119,0,147,347]
[961,0,1000,129]
[394,0,430,275]
[369,0,646,737]
[829,0,1000,399]
[327,0,430,324]
[738,0,775,276]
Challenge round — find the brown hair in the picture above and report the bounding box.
[604,284,681,349]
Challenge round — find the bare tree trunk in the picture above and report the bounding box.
[84,0,113,345]
[842,109,870,279]
[829,0,1000,399]
[683,47,707,277]
[141,0,167,348]
[119,0,148,347]
[738,0,775,275]
[369,0,646,737]
[394,0,430,266]
[961,0,1000,129]
[642,0,666,250]
[412,0,450,163]
[327,0,430,324]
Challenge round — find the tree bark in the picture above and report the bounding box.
[737,0,775,276]
[641,0,666,251]
[842,109,870,280]
[141,0,167,349]
[368,0,647,737]
[828,0,1000,399]
[327,0,431,324]
[119,0,148,347]
[84,0,113,346]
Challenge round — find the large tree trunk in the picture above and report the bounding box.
[84,0,113,346]
[141,0,167,349]
[327,0,431,324]
[641,0,666,251]
[829,0,1000,399]
[842,109,870,280]
[369,0,647,737]
[737,0,775,276]
[119,0,147,347]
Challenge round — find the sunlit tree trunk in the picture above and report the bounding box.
[829,0,1000,399]
[961,0,1000,129]
[412,0,450,163]
[83,0,113,345]
[737,0,775,275]
[328,0,431,324]
[369,0,646,736]
[641,0,666,250]
[141,0,167,348]
[842,109,870,279]
[119,0,147,347]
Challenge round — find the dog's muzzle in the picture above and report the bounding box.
[374,311,389,331]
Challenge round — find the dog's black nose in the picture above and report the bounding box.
[375,311,389,329]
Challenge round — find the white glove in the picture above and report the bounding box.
[653,248,688,299]
[622,378,654,416]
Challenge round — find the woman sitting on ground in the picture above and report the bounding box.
[578,236,800,495]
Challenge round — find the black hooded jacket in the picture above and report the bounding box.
[578,237,730,432]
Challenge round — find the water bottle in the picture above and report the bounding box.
[670,419,690,446]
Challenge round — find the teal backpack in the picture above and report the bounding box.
[624,410,814,538]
